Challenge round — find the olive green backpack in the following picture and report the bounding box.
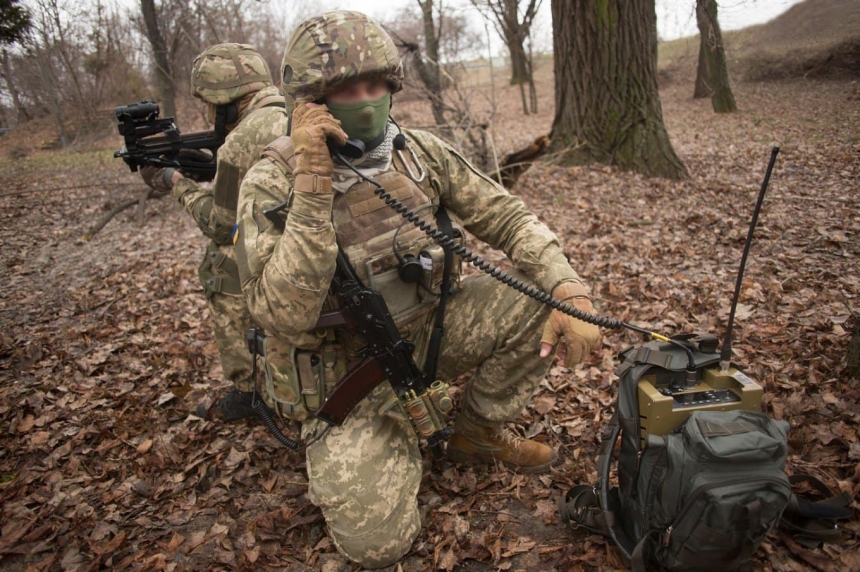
[558,338,852,571]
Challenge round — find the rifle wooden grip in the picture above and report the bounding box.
[314,357,386,426]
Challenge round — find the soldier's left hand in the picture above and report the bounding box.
[539,282,601,367]
[140,164,181,192]
[178,149,214,182]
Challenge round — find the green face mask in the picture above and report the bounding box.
[326,93,391,145]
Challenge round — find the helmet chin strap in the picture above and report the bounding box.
[214,103,240,137]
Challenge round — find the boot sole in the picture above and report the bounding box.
[447,447,556,474]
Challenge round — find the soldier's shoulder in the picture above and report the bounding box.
[229,107,288,144]
[402,128,449,154]
[243,153,289,188]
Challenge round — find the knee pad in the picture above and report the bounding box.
[328,494,420,569]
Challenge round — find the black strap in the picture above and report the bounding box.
[631,530,659,572]
[780,473,853,547]
[558,485,610,536]
[614,346,675,377]
[422,205,454,383]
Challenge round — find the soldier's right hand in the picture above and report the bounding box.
[291,103,348,182]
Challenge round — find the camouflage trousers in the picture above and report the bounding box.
[199,242,255,392]
[302,270,553,568]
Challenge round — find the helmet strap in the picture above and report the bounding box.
[214,103,240,137]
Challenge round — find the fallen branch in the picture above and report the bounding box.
[0,182,139,199]
[82,187,168,241]
[487,135,551,187]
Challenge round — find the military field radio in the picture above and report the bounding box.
[633,147,778,440]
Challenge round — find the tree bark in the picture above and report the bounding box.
[548,0,687,179]
[509,40,530,85]
[140,0,175,118]
[695,0,737,112]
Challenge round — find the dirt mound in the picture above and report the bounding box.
[658,0,860,83]
[744,36,860,80]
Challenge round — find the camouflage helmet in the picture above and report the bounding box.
[281,11,403,104]
[190,43,273,105]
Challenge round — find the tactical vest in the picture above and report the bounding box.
[256,135,464,421]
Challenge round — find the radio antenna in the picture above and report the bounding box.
[720,147,780,372]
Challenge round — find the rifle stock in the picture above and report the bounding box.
[314,357,386,426]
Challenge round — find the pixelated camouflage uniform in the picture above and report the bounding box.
[172,44,288,391]
[234,13,587,568]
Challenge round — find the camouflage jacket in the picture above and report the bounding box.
[172,85,288,244]
[235,129,581,350]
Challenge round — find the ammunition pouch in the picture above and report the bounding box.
[198,241,243,297]
[261,335,346,422]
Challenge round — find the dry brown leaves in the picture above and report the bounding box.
[1,67,858,571]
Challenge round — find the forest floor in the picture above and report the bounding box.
[1,58,859,572]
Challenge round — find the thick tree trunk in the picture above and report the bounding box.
[548,0,687,179]
[695,0,737,112]
[694,37,710,99]
[140,0,175,118]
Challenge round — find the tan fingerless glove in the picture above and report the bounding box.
[540,282,601,367]
[291,103,347,194]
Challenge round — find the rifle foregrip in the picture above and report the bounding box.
[314,357,386,426]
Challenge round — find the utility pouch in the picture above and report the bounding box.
[261,336,344,421]
[198,241,243,298]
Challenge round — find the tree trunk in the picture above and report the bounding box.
[696,0,737,112]
[417,0,446,126]
[140,0,175,118]
[509,40,530,85]
[548,0,687,179]
[694,37,710,98]
[1,48,29,123]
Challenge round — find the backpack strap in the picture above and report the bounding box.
[261,136,296,172]
[558,485,610,536]
[631,530,660,572]
[615,345,675,377]
[596,411,639,561]
[780,473,853,548]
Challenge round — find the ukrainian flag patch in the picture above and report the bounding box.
[232,224,239,245]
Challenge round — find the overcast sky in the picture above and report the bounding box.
[316,0,805,49]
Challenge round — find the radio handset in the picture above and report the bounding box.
[328,138,365,159]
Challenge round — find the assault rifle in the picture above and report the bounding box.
[314,251,453,450]
[113,100,226,182]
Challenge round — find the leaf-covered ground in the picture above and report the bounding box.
[1,72,859,571]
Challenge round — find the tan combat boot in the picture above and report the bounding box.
[447,407,557,473]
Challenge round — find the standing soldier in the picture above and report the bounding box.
[235,11,600,569]
[141,43,288,421]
